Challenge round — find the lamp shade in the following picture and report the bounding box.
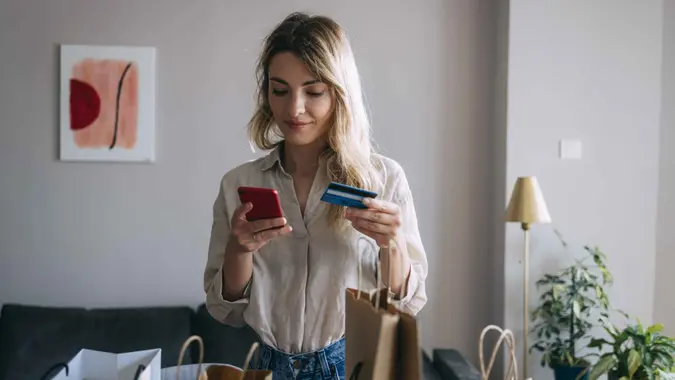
[505,176,551,224]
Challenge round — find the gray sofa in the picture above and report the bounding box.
[0,303,480,379]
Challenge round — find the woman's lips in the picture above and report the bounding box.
[286,121,312,129]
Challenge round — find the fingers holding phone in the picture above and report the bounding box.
[226,187,292,255]
[228,202,292,253]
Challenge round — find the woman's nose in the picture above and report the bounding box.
[289,93,306,116]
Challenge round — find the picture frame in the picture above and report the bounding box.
[59,44,156,163]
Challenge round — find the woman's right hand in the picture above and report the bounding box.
[225,202,293,255]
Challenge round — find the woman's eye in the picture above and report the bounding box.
[307,91,326,98]
[271,89,288,96]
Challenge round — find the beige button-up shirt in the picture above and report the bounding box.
[204,146,428,354]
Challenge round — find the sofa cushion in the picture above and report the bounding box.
[432,348,481,380]
[191,304,258,367]
[0,304,194,380]
[82,306,195,367]
[0,304,88,380]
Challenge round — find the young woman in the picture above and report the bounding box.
[204,12,428,380]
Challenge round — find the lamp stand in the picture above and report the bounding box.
[521,222,530,380]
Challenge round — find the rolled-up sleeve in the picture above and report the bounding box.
[204,177,249,327]
[390,166,428,316]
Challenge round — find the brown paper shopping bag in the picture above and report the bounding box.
[345,287,400,380]
[176,335,272,380]
[345,238,423,380]
[396,303,422,380]
[206,342,272,380]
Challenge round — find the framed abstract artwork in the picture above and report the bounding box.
[59,44,156,162]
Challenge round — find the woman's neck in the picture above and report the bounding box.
[282,140,327,176]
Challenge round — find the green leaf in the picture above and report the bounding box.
[589,338,610,349]
[573,300,581,318]
[648,323,664,334]
[589,356,617,380]
[628,349,641,378]
[605,325,619,339]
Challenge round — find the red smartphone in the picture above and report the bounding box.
[237,186,284,222]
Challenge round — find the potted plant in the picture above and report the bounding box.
[529,232,617,380]
[588,320,675,380]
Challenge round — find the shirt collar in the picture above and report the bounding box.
[259,142,332,172]
[260,144,282,172]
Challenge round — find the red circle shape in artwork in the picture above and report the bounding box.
[69,79,101,130]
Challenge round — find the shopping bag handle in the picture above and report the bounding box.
[478,325,518,380]
[355,236,406,308]
[238,342,262,380]
[39,362,69,380]
[39,360,147,380]
[133,364,146,380]
[348,361,363,380]
[356,236,366,300]
[176,335,207,380]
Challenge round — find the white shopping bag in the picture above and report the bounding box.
[42,348,161,380]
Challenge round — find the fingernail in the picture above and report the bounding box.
[282,217,287,224]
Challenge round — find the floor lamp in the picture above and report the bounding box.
[505,176,551,380]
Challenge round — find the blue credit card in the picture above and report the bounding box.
[320,182,378,209]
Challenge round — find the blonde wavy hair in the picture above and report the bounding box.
[248,12,383,226]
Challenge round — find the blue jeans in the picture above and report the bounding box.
[249,337,345,379]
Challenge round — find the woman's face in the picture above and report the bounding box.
[267,52,334,148]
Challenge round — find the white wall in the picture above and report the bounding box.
[504,1,664,378]
[655,0,675,335]
[0,0,498,358]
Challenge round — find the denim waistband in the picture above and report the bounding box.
[251,337,346,379]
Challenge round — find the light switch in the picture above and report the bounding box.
[559,139,582,160]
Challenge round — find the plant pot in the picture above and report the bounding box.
[552,364,590,380]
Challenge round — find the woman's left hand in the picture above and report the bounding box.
[345,198,401,248]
